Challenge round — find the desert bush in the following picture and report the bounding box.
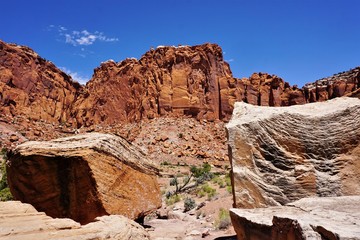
[0,151,13,201]
[214,208,231,230]
[197,183,216,200]
[212,175,226,188]
[165,194,181,206]
[167,162,214,197]
[184,197,196,212]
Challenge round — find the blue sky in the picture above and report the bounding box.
[1,0,359,86]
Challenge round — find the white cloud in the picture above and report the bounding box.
[60,67,89,84]
[50,25,119,46]
[226,58,235,62]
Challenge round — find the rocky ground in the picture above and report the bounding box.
[0,115,236,239]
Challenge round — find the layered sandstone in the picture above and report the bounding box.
[7,133,161,224]
[304,67,360,102]
[0,39,359,127]
[0,201,150,240]
[0,40,81,123]
[227,97,360,208]
[72,44,237,126]
[230,196,360,240]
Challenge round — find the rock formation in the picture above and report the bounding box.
[0,201,150,240]
[69,46,360,125]
[7,133,161,224]
[0,40,81,123]
[230,196,360,240]
[71,44,237,126]
[0,39,359,126]
[226,97,360,208]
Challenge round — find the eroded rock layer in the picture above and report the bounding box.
[7,133,161,224]
[230,196,360,240]
[0,39,359,126]
[0,201,150,240]
[72,44,237,125]
[0,40,81,123]
[227,97,360,208]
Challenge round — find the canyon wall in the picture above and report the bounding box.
[0,40,81,124]
[0,39,359,126]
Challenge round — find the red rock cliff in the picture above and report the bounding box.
[0,40,359,126]
[72,44,237,126]
[0,40,81,123]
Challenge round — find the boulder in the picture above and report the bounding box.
[0,201,150,240]
[230,196,360,240]
[226,97,360,208]
[7,133,161,224]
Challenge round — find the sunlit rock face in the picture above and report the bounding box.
[0,201,150,240]
[7,133,161,224]
[0,40,81,124]
[230,196,360,240]
[0,39,359,127]
[71,43,239,126]
[227,97,360,208]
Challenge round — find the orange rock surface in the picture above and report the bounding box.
[7,133,161,224]
[0,40,81,124]
[0,39,359,126]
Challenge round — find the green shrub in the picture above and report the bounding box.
[190,163,211,178]
[165,194,181,206]
[212,176,226,188]
[184,197,196,212]
[0,151,13,201]
[199,183,216,200]
[0,188,12,201]
[214,208,231,229]
[160,161,170,166]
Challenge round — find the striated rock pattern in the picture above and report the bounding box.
[7,133,161,224]
[230,196,360,240]
[0,201,150,240]
[0,40,81,123]
[227,97,360,208]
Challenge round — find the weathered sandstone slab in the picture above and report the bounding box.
[230,196,360,240]
[226,97,360,208]
[7,133,161,224]
[0,201,150,240]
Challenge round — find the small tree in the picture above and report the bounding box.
[167,163,213,197]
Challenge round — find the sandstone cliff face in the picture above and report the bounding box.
[71,42,360,126]
[226,97,360,208]
[7,133,161,224]
[230,196,360,240]
[0,201,150,240]
[72,44,237,126]
[0,40,81,123]
[0,39,359,126]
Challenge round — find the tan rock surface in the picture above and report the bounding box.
[0,201,150,240]
[230,196,360,240]
[227,97,360,208]
[7,133,161,224]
